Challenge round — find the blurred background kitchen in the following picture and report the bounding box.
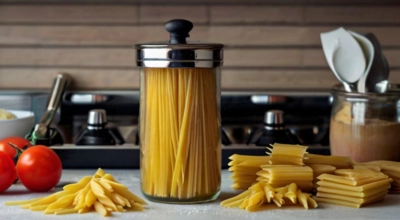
[0,0,399,167]
[0,0,399,90]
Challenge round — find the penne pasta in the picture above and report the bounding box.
[63,176,92,191]
[94,201,108,216]
[55,208,78,215]
[4,197,43,206]
[221,182,317,212]
[4,168,147,216]
[267,143,308,166]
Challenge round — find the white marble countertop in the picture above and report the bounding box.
[1,169,400,220]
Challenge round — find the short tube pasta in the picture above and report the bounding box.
[220,182,317,211]
[4,168,147,216]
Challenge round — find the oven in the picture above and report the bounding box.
[0,89,332,168]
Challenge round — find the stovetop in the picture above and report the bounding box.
[0,89,332,168]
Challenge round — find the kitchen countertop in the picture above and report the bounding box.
[1,169,400,220]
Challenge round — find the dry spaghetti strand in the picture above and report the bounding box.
[140,68,221,200]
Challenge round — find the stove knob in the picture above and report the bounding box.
[264,110,284,127]
[88,109,107,130]
[247,109,300,146]
[76,109,125,145]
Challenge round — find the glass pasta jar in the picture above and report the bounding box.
[135,19,223,203]
[330,85,400,163]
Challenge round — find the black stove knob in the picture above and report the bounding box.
[75,109,125,146]
[247,110,300,146]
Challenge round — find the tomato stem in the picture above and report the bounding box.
[7,142,25,165]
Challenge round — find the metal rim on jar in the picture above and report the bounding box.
[331,84,400,102]
[135,46,224,68]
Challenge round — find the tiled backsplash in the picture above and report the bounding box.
[0,0,399,91]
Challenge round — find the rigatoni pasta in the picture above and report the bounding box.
[140,68,221,202]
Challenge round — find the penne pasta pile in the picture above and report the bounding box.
[4,168,147,216]
[228,154,270,190]
[314,169,392,208]
[257,165,314,192]
[226,143,400,210]
[220,182,317,212]
[258,143,314,192]
[267,144,308,166]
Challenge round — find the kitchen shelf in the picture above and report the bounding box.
[51,144,330,169]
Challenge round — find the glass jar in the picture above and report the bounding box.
[135,19,223,203]
[330,85,400,162]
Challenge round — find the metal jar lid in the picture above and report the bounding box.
[135,19,224,68]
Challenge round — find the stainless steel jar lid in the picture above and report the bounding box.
[135,19,224,68]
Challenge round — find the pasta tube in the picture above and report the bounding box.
[4,168,147,216]
[220,182,317,212]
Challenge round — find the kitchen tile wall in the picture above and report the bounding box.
[0,0,399,91]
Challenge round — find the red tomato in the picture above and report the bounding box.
[0,151,17,193]
[16,145,62,192]
[0,136,31,159]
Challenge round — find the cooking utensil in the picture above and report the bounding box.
[374,55,391,93]
[321,34,352,91]
[363,33,390,93]
[329,39,354,92]
[347,31,374,93]
[27,73,71,145]
[321,27,366,92]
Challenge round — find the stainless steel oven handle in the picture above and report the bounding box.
[251,95,287,104]
[69,94,109,104]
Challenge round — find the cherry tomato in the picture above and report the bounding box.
[16,145,62,192]
[0,151,17,193]
[0,136,31,159]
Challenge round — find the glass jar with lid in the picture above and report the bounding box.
[330,85,400,162]
[135,19,224,203]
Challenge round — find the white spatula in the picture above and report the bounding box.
[321,27,366,92]
[348,30,374,93]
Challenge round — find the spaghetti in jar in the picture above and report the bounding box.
[135,19,224,203]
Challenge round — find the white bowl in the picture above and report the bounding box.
[0,110,35,140]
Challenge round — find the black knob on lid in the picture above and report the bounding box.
[165,19,193,44]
